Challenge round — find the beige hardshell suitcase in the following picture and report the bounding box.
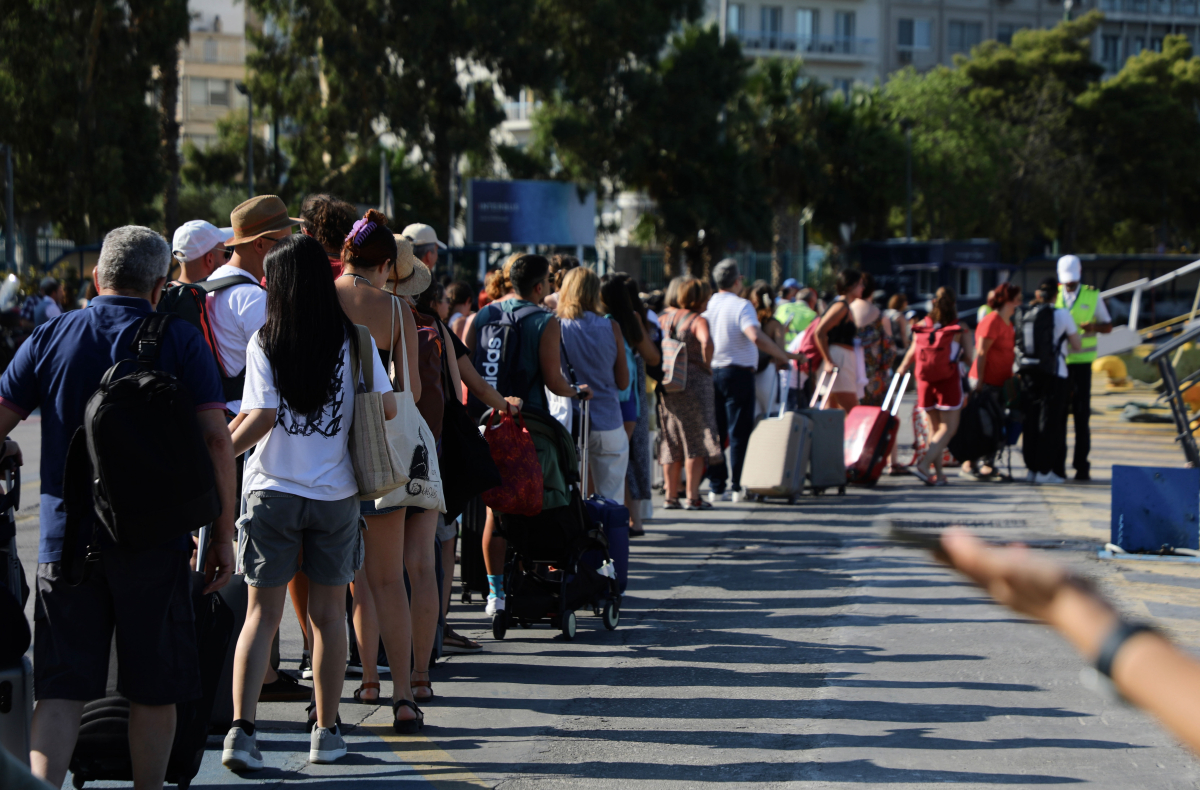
[742,372,812,503]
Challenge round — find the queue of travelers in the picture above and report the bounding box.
[0,196,1111,789]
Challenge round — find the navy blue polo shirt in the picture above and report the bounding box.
[0,295,226,562]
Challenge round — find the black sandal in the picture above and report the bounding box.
[392,698,424,734]
[306,700,343,733]
[353,681,380,703]
[664,498,682,509]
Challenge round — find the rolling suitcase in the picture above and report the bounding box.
[801,369,846,495]
[459,495,490,604]
[844,372,910,487]
[578,400,630,593]
[0,656,32,768]
[742,371,812,503]
[69,573,233,790]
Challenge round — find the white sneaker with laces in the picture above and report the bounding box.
[730,490,743,503]
[1025,471,1037,483]
[222,726,263,772]
[309,724,348,764]
[485,595,505,615]
[1035,472,1065,485]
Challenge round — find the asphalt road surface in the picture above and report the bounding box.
[12,389,1200,789]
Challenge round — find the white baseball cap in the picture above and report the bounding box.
[1057,254,1082,284]
[401,223,447,250]
[172,220,233,263]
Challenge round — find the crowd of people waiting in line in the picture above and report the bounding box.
[0,178,1117,788]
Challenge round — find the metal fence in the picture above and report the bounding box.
[0,235,77,272]
[637,249,807,292]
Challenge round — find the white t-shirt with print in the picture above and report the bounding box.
[241,332,391,500]
[205,264,267,413]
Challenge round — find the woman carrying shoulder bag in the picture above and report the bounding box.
[224,234,395,770]
[332,211,425,732]
[813,270,866,411]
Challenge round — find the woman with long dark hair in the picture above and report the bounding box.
[224,234,397,771]
[333,211,425,729]
[601,273,660,536]
[896,287,971,485]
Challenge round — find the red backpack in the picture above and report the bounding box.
[912,320,962,383]
[798,321,824,371]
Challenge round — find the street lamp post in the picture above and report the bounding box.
[235,82,254,199]
[1063,0,1074,20]
[900,118,913,240]
[2,144,13,271]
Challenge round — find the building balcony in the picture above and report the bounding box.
[503,101,541,122]
[1098,0,1199,16]
[730,31,876,60]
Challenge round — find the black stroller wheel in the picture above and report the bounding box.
[561,611,577,640]
[602,600,620,630]
[492,611,508,640]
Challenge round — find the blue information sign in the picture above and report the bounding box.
[467,179,596,246]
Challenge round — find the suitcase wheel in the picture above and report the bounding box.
[561,610,577,640]
[73,776,86,790]
[492,611,508,640]
[813,487,825,496]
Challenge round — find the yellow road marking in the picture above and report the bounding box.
[367,725,490,789]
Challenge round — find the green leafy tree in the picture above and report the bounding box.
[0,1,187,254]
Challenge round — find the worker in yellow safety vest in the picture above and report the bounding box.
[1054,254,1112,481]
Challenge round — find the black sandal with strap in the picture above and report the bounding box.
[306,700,343,733]
[392,699,424,734]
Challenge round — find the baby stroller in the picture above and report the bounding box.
[490,406,621,641]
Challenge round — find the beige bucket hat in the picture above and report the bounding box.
[390,235,432,296]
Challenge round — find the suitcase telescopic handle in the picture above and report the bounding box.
[883,372,912,416]
[579,398,590,495]
[776,369,789,420]
[810,367,839,409]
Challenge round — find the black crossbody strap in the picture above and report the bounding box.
[61,427,98,586]
[130,313,175,368]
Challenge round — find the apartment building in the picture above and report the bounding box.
[179,0,250,151]
[1092,0,1200,74]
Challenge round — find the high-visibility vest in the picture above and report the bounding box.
[775,301,817,344]
[976,304,993,324]
[1055,284,1099,365]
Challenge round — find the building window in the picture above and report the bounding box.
[832,78,853,96]
[727,3,744,34]
[1102,34,1122,69]
[189,77,229,107]
[916,269,935,297]
[203,38,217,63]
[997,23,1025,45]
[958,267,982,299]
[948,20,983,54]
[796,9,818,49]
[761,6,783,49]
[834,11,856,52]
[898,18,931,49]
[1132,37,1145,55]
[1151,36,1164,51]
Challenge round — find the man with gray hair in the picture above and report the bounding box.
[0,225,236,788]
[703,258,795,502]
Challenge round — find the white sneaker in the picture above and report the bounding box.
[1035,472,1065,485]
[730,490,743,503]
[222,726,263,772]
[485,595,505,615]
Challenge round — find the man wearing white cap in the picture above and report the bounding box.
[171,220,232,284]
[1054,254,1111,481]
[401,223,445,277]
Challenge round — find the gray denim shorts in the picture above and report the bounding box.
[240,491,363,587]
[435,513,458,543]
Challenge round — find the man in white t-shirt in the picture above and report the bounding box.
[702,259,794,501]
[210,196,300,413]
[1020,278,1082,486]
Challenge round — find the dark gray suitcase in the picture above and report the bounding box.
[801,369,847,494]
[0,656,33,767]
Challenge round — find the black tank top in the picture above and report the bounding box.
[826,303,857,346]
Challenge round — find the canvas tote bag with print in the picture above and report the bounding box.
[376,297,446,512]
[348,324,407,499]
[660,311,691,393]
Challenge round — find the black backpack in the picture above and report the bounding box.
[62,314,222,582]
[467,304,544,418]
[1016,303,1064,376]
[158,275,259,403]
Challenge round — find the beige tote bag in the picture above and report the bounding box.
[348,324,409,499]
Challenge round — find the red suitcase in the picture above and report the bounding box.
[844,372,910,486]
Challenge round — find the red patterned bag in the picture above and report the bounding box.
[481,410,544,516]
